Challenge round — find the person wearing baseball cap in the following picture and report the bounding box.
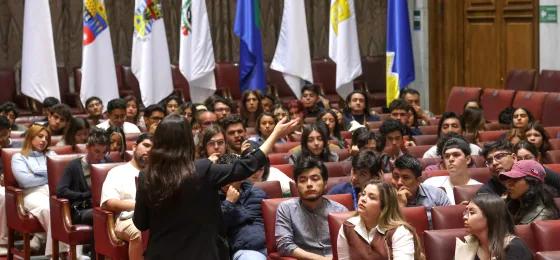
[499,160,559,224]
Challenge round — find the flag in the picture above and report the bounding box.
[234,0,266,94]
[179,0,216,103]
[386,0,415,106]
[21,0,60,102]
[328,0,362,99]
[131,0,173,106]
[270,0,313,99]
[80,0,119,110]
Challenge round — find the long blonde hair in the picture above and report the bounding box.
[21,124,51,156]
[365,181,425,259]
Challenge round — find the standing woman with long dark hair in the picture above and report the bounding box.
[133,114,298,259]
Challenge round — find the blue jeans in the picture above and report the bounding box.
[232,249,267,260]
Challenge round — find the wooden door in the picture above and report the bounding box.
[428,0,538,114]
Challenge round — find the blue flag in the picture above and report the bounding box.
[234,0,266,94]
[386,0,415,105]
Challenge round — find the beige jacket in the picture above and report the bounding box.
[454,234,515,260]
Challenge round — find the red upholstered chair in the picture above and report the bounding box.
[536,69,560,92]
[549,139,560,150]
[326,176,351,193]
[170,65,191,101]
[340,131,352,140]
[545,150,560,164]
[468,168,491,183]
[421,170,448,182]
[536,251,560,260]
[480,88,516,121]
[311,59,339,104]
[413,135,438,146]
[268,153,290,165]
[512,91,548,121]
[453,184,483,204]
[327,211,356,260]
[274,164,294,179]
[532,219,560,252]
[545,127,560,139]
[334,149,350,161]
[273,142,299,153]
[542,93,560,127]
[361,56,387,106]
[423,228,468,260]
[514,224,536,254]
[58,67,80,109]
[419,158,442,170]
[324,161,352,177]
[47,154,92,260]
[431,205,466,230]
[3,148,46,260]
[445,87,482,115]
[504,69,537,91]
[262,194,353,259]
[401,206,429,241]
[478,130,507,143]
[90,163,128,260]
[214,62,240,100]
[471,155,486,168]
[406,145,432,158]
[254,181,283,199]
[555,198,560,210]
[120,66,141,100]
[367,121,383,130]
[418,125,438,135]
[267,67,297,101]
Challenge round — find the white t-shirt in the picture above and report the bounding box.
[422,175,481,205]
[96,120,141,134]
[100,162,139,207]
[266,167,294,195]
[422,143,482,159]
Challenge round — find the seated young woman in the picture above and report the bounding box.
[288,122,339,165]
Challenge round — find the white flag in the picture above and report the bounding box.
[131,0,173,106]
[179,0,216,103]
[328,0,362,99]
[80,0,119,110]
[270,0,313,99]
[21,0,60,102]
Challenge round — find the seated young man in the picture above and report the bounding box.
[0,102,27,132]
[142,104,165,134]
[388,99,422,136]
[423,137,481,204]
[328,150,381,209]
[211,96,233,121]
[424,133,477,172]
[45,103,72,136]
[84,96,104,126]
[399,88,434,126]
[300,84,324,118]
[347,126,378,158]
[101,133,152,260]
[392,154,450,226]
[342,90,379,129]
[40,97,60,122]
[217,154,267,260]
[379,119,414,173]
[219,115,256,156]
[275,158,348,259]
[96,98,141,134]
[423,112,481,158]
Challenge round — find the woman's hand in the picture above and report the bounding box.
[270,117,300,140]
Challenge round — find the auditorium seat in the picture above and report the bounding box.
[261,194,353,259]
[324,161,352,177]
[170,65,191,101]
[545,150,560,164]
[423,228,468,260]
[326,176,351,192]
[333,149,351,161]
[311,59,339,104]
[453,184,483,204]
[58,67,80,109]
[468,168,491,183]
[515,224,536,253]
[445,87,482,115]
[361,56,387,107]
[254,181,283,199]
[401,206,429,242]
[480,88,516,121]
[327,211,356,260]
[550,139,560,150]
[542,93,560,127]
[214,62,240,100]
[47,154,92,259]
[267,67,297,101]
[413,135,438,146]
[545,164,560,174]
[471,155,486,168]
[421,169,448,181]
[418,125,438,135]
[268,153,290,165]
[504,69,537,91]
[512,91,548,121]
[545,127,560,139]
[3,148,44,260]
[536,69,560,92]
[407,145,432,158]
[273,142,299,153]
[419,157,442,170]
[532,219,560,252]
[478,130,507,143]
[91,163,128,260]
[537,251,560,260]
[367,121,383,130]
[431,205,466,230]
[121,66,141,100]
[273,164,294,179]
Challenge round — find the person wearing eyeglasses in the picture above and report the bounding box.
[199,125,227,162]
[142,104,165,134]
[456,193,532,260]
[514,140,560,194]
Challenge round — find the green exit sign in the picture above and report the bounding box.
[541,5,558,23]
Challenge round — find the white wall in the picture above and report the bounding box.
[540,0,560,70]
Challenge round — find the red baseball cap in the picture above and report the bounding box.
[499,160,545,183]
